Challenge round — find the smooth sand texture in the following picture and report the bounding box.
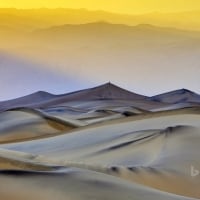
[0,84,199,199]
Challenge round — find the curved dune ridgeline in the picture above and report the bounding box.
[0,84,200,199]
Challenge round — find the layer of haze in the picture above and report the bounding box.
[1,0,200,14]
[0,8,200,100]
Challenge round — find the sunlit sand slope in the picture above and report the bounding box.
[0,85,199,199]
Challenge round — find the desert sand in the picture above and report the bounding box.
[0,83,199,200]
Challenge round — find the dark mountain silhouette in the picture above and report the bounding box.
[33,22,200,40]
[57,82,147,101]
[1,83,200,112]
[150,89,200,104]
[1,8,200,31]
[0,83,147,111]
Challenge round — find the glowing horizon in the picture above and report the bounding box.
[1,0,200,15]
[0,0,200,101]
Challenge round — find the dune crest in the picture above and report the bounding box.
[0,85,200,199]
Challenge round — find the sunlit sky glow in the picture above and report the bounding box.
[1,0,200,14]
[0,0,200,100]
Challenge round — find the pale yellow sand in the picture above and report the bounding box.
[0,107,199,199]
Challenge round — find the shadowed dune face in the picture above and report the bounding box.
[0,110,76,144]
[0,85,200,199]
[0,168,194,200]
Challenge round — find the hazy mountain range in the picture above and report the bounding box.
[1,8,200,31]
[1,83,200,112]
[1,8,200,100]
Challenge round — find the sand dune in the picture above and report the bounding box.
[0,168,196,200]
[151,89,200,104]
[0,108,80,144]
[0,85,199,199]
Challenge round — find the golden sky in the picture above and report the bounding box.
[1,0,200,14]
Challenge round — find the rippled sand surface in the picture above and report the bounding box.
[0,83,199,200]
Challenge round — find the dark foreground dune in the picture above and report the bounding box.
[0,83,199,200]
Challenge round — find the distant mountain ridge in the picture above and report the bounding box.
[34,22,200,36]
[0,83,200,112]
[31,22,200,48]
[150,89,200,104]
[1,8,200,31]
[0,83,146,111]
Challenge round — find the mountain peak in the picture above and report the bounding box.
[33,91,55,97]
[0,90,56,111]
[102,81,118,87]
[178,88,195,94]
[56,82,147,102]
[135,24,156,29]
[91,21,111,25]
[151,88,200,104]
[88,82,146,100]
